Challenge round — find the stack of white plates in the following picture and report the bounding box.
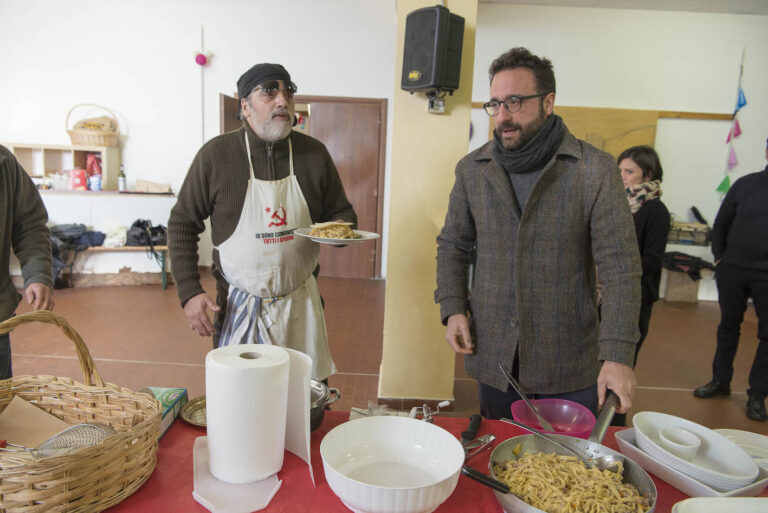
[633,412,759,492]
[615,429,768,498]
[672,497,768,512]
[714,429,768,472]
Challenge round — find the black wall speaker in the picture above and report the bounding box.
[401,5,465,94]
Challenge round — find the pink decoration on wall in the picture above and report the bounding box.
[728,146,738,170]
[725,118,742,143]
[195,53,208,66]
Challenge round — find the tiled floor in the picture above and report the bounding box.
[8,271,766,432]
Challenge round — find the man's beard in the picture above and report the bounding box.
[254,113,292,142]
[495,105,547,150]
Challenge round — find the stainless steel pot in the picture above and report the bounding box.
[463,393,657,513]
[310,380,341,431]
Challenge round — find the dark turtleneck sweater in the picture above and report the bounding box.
[169,123,356,305]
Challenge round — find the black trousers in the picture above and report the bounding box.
[713,262,768,397]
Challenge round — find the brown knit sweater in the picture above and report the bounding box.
[169,123,356,305]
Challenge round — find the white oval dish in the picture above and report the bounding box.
[672,497,768,513]
[615,428,768,498]
[633,411,759,491]
[714,429,768,472]
[320,416,464,513]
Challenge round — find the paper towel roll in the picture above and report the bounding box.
[206,344,290,484]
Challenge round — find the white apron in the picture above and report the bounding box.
[214,133,336,380]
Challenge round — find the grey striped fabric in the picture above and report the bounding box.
[218,285,263,346]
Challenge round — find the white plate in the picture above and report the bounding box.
[294,228,380,245]
[672,497,768,513]
[615,428,768,498]
[715,429,768,472]
[633,411,759,491]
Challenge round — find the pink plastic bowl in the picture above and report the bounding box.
[510,398,596,439]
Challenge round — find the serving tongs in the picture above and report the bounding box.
[497,361,555,431]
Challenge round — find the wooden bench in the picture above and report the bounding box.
[81,245,169,289]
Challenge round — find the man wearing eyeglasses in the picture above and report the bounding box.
[436,47,641,419]
[169,63,356,381]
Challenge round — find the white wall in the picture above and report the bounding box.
[473,4,768,227]
[0,0,397,270]
[4,2,768,281]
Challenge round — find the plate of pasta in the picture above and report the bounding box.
[295,223,379,244]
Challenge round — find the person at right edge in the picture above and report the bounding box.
[693,138,768,422]
[435,47,642,420]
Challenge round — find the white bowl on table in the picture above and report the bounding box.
[320,415,465,513]
[659,426,702,461]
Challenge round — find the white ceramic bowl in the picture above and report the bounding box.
[659,426,702,461]
[320,416,465,513]
[633,411,759,491]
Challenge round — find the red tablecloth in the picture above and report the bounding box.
[107,410,766,513]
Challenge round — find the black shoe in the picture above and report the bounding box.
[747,395,767,421]
[693,380,731,398]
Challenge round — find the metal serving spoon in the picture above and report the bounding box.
[501,417,623,473]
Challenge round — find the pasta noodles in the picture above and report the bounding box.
[308,222,362,239]
[493,452,650,513]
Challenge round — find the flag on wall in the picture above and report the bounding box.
[719,49,747,195]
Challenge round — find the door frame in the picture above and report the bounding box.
[295,95,387,278]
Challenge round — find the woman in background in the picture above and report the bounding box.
[619,145,671,364]
[613,146,670,426]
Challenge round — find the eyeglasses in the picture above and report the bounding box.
[252,80,298,99]
[483,93,549,116]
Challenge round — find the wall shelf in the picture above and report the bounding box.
[3,142,121,190]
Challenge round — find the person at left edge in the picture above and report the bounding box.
[1,144,54,379]
[168,63,357,381]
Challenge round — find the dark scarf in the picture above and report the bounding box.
[492,113,565,174]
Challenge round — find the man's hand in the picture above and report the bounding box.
[445,314,474,354]
[597,360,637,413]
[24,282,54,311]
[184,293,221,337]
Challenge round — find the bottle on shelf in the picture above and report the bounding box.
[118,164,126,192]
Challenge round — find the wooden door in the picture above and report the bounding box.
[219,94,386,278]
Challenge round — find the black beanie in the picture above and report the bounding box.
[237,63,291,99]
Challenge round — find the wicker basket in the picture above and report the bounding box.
[0,311,161,512]
[66,104,120,147]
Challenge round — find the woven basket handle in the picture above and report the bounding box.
[0,311,104,387]
[65,103,120,134]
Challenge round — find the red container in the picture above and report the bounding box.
[510,398,596,439]
[69,168,88,190]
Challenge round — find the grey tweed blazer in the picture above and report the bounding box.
[435,129,641,394]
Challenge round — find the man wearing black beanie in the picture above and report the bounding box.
[169,62,357,382]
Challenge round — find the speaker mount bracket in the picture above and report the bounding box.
[426,90,451,114]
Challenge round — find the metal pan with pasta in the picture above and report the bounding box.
[493,451,651,512]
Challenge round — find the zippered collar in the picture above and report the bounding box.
[241,121,292,180]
